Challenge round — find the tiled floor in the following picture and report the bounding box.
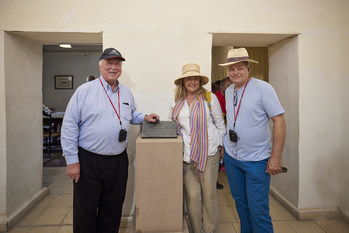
[7,167,349,233]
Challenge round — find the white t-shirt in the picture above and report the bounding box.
[224,78,285,161]
[170,93,226,163]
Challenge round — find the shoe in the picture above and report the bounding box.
[216,182,224,189]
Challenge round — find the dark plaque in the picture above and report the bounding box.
[142,121,178,138]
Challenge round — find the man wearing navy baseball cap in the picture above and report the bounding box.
[61,48,159,233]
[99,48,126,61]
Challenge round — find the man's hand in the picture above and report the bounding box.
[267,114,286,176]
[266,156,282,175]
[144,113,160,123]
[66,162,81,183]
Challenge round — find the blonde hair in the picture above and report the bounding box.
[174,77,208,102]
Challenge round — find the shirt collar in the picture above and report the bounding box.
[99,76,119,92]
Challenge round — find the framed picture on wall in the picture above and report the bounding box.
[54,75,73,89]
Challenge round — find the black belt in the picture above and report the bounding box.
[78,147,126,158]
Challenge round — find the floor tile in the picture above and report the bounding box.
[217,191,235,207]
[273,221,296,233]
[7,227,29,233]
[315,218,349,233]
[231,221,295,233]
[287,220,326,233]
[57,225,73,233]
[215,222,237,233]
[118,227,133,233]
[49,193,73,207]
[62,183,73,194]
[18,207,46,226]
[232,222,240,232]
[62,208,73,224]
[27,226,59,233]
[218,205,240,223]
[35,194,59,208]
[270,196,297,221]
[51,174,71,184]
[33,207,71,225]
[47,183,70,194]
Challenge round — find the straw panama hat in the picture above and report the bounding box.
[219,48,258,67]
[174,63,209,86]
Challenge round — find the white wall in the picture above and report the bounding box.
[4,33,44,217]
[0,0,348,220]
[269,37,299,207]
[43,53,100,111]
[0,30,7,231]
[298,32,342,209]
[339,0,349,218]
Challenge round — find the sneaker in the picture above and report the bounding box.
[216,182,224,189]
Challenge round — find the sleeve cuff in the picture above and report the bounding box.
[63,154,80,165]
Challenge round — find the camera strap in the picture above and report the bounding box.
[233,78,250,129]
[99,78,122,126]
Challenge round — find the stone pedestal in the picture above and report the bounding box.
[135,135,183,233]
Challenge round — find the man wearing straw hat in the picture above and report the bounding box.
[219,48,286,233]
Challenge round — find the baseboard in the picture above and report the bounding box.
[270,186,341,220]
[120,216,133,228]
[298,207,341,220]
[6,187,49,231]
[341,209,349,223]
[269,186,300,218]
[0,217,6,232]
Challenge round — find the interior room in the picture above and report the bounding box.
[1,1,348,232]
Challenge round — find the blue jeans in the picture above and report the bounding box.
[224,152,273,233]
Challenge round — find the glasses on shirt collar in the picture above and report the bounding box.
[234,91,238,106]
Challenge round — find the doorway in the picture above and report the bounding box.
[210,32,300,207]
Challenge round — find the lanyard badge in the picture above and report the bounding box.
[99,78,127,142]
[230,78,250,143]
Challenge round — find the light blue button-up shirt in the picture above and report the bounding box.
[61,77,145,165]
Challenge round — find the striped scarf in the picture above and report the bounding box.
[171,95,208,172]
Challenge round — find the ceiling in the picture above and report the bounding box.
[9,31,103,52]
[10,31,102,44]
[9,31,297,50]
[42,44,102,52]
[212,33,297,47]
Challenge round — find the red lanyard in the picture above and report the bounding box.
[99,78,122,125]
[233,78,250,129]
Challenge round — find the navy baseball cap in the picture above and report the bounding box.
[99,48,126,61]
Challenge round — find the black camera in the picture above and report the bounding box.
[229,129,238,143]
[119,129,127,142]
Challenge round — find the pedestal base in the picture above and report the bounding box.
[135,135,184,232]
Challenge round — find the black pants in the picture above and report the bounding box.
[73,147,129,233]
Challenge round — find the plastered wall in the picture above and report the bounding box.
[269,37,299,208]
[43,53,100,111]
[4,33,43,218]
[0,30,7,231]
[338,0,349,217]
[0,0,348,221]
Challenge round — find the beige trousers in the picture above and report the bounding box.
[184,152,219,233]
